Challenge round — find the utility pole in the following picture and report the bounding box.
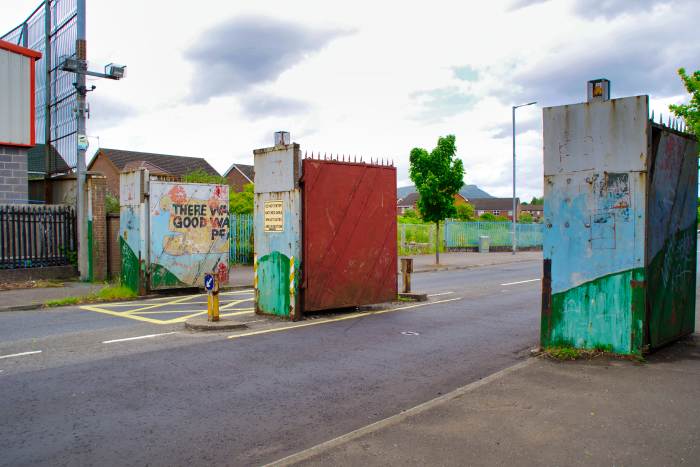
[58,0,125,280]
[76,0,87,279]
[512,101,537,255]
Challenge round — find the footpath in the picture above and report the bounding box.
[0,251,541,312]
[278,335,700,467]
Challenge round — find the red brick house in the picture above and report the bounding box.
[520,204,543,221]
[87,148,220,198]
[397,192,469,215]
[223,162,254,192]
[469,198,520,221]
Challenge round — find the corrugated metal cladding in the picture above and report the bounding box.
[541,95,698,355]
[0,48,32,146]
[253,144,303,320]
[303,159,397,311]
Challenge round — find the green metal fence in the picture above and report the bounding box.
[443,220,543,249]
[230,214,254,265]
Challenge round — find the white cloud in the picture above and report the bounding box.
[1,0,697,201]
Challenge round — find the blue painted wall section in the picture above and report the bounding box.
[541,95,698,354]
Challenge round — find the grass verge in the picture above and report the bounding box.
[542,346,645,363]
[45,284,137,307]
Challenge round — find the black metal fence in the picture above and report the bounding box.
[0,205,76,269]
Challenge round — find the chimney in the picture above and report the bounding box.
[587,79,610,102]
[274,131,290,146]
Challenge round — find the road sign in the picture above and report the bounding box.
[204,273,215,292]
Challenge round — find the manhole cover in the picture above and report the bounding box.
[401,331,420,336]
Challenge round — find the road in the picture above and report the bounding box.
[0,259,542,466]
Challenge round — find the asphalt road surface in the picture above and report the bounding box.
[0,258,549,466]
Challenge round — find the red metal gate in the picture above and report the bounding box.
[302,158,397,311]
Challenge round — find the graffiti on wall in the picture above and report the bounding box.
[150,181,229,289]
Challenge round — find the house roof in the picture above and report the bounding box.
[89,148,220,177]
[122,160,170,177]
[397,192,420,207]
[521,204,543,211]
[224,162,254,182]
[469,198,520,210]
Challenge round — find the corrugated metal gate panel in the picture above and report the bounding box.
[303,160,397,311]
[646,126,698,348]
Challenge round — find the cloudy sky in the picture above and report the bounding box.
[1,0,697,200]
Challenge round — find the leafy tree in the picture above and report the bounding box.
[479,212,497,221]
[455,202,476,221]
[105,193,120,214]
[519,212,534,224]
[669,68,700,137]
[529,196,544,205]
[182,168,226,185]
[409,135,464,264]
[230,183,254,215]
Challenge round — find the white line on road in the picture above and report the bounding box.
[500,278,540,286]
[427,291,454,297]
[102,332,178,344]
[0,350,42,360]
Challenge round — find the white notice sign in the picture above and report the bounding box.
[264,200,284,232]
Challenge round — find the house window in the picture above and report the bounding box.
[493,210,500,216]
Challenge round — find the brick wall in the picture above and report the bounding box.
[88,175,108,282]
[107,213,121,280]
[226,169,252,192]
[89,153,120,197]
[0,145,28,203]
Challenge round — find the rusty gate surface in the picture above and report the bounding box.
[302,158,397,311]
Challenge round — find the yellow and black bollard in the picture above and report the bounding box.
[205,273,220,322]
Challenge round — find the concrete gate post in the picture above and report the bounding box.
[253,139,303,320]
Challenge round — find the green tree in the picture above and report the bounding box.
[105,193,120,214]
[455,202,475,221]
[669,68,700,137]
[529,196,544,205]
[479,212,497,221]
[519,212,534,224]
[230,183,254,215]
[409,135,464,264]
[182,168,226,184]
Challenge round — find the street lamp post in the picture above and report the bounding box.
[512,101,537,255]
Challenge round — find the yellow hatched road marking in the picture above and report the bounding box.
[227,298,462,340]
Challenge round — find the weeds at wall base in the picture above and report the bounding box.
[539,346,646,363]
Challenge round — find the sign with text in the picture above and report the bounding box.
[149,181,230,288]
[264,200,284,232]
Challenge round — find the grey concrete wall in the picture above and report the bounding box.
[0,145,28,204]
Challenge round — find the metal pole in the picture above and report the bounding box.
[512,106,516,255]
[511,101,537,256]
[76,0,87,279]
[44,1,51,184]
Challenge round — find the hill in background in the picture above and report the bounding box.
[397,184,493,200]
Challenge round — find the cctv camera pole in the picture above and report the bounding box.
[76,0,88,279]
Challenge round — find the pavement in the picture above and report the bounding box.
[405,250,542,273]
[0,281,104,311]
[0,251,542,311]
[279,336,700,467]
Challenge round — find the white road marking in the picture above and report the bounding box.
[427,291,454,297]
[0,350,42,360]
[102,332,178,344]
[500,278,540,286]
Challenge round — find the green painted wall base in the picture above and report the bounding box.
[120,237,139,293]
[542,268,645,354]
[257,251,291,318]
